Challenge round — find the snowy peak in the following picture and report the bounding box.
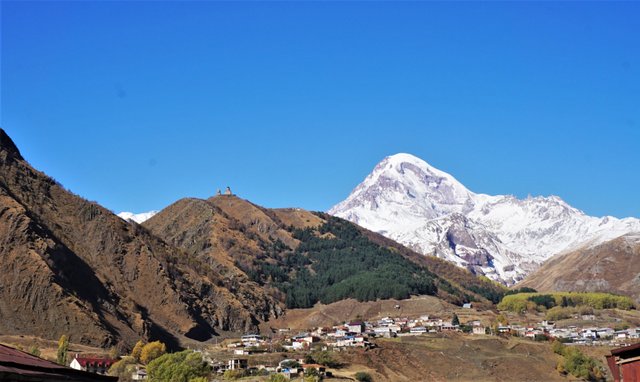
[330,153,474,223]
[330,153,640,285]
[117,211,158,224]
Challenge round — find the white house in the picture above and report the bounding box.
[374,327,393,337]
[69,355,116,375]
[241,334,263,346]
[472,326,486,335]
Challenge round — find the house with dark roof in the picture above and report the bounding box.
[606,342,640,382]
[0,344,117,382]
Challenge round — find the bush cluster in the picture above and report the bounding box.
[552,341,605,381]
[147,350,211,382]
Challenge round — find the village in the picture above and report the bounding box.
[177,305,640,380]
[3,303,640,382]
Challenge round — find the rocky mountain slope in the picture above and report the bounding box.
[143,196,506,309]
[0,128,279,349]
[519,233,640,301]
[330,153,640,285]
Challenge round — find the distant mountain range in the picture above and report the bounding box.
[330,153,640,285]
[117,211,158,224]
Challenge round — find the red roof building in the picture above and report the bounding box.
[0,344,118,382]
[70,355,117,375]
[606,343,640,382]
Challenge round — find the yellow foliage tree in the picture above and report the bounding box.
[56,335,69,365]
[140,341,166,365]
[131,340,145,362]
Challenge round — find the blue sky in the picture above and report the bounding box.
[2,1,639,218]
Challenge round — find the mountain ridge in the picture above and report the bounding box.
[330,153,640,284]
[519,233,640,301]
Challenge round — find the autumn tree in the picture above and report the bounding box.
[56,335,69,365]
[108,356,137,380]
[131,340,145,362]
[140,341,166,365]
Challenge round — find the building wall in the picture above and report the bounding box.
[621,361,640,382]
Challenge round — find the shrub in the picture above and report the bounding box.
[355,371,373,382]
[268,374,289,382]
[147,350,211,382]
[313,350,340,368]
[28,345,41,357]
[108,356,137,380]
[223,369,246,380]
[553,341,605,381]
[280,360,300,369]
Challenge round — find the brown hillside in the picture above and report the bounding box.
[340,333,569,382]
[0,129,278,349]
[143,195,325,312]
[518,233,640,301]
[145,199,504,310]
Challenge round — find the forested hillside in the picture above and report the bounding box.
[146,197,506,311]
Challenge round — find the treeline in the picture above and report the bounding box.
[498,292,635,313]
[247,216,439,308]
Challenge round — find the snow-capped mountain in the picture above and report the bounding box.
[329,153,640,285]
[117,210,158,223]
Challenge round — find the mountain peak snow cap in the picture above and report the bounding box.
[330,153,476,221]
[378,153,459,178]
[371,153,474,197]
